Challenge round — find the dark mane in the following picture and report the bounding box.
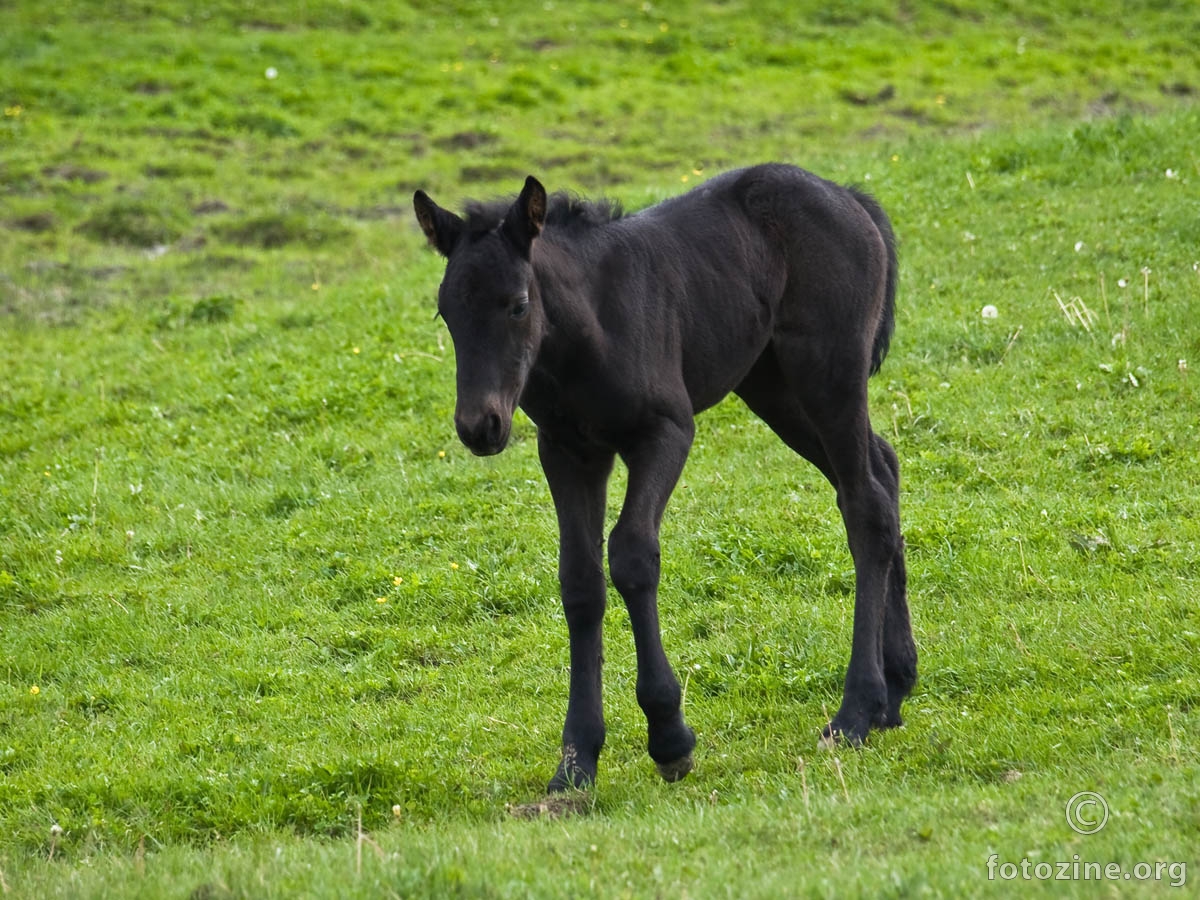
[464,192,624,236]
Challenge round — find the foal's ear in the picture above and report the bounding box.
[503,175,547,255]
[413,190,464,258]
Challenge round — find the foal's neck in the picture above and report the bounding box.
[531,233,608,364]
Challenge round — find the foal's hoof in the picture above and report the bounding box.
[818,723,867,751]
[655,754,694,783]
[547,742,597,793]
[872,709,904,730]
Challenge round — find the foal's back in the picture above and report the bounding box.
[560,164,892,413]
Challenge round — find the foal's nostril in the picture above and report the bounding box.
[483,412,502,446]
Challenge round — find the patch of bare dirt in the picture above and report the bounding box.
[436,130,498,151]
[507,793,592,820]
[42,164,108,184]
[7,212,56,233]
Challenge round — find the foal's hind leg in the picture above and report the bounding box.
[869,435,917,728]
[737,346,910,745]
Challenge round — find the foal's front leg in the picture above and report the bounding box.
[609,415,697,782]
[539,432,614,792]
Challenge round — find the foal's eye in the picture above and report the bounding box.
[509,296,530,320]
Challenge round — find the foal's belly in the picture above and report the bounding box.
[680,290,776,414]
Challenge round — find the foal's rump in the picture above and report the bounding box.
[728,165,898,377]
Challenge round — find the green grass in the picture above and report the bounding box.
[2,1,1199,896]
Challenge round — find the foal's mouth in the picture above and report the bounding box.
[463,435,509,457]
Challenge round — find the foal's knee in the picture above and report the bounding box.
[607,527,661,598]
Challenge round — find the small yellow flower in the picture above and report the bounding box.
[891,154,900,162]
[30,685,40,695]
[352,346,361,354]
[450,562,459,570]
[935,94,946,106]
[681,174,690,183]
[312,282,320,291]
[4,105,23,118]
[393,576,403,586]
[437,450,446,458]
[375,596,387,604]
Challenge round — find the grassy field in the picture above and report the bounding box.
[2,1,1199,896]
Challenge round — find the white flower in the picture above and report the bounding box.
[1074,241,1084,252]
[265,67,279,80]
[981,304,999,319]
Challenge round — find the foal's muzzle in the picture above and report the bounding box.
[455,406,510,456]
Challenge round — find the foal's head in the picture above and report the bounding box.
[413,177,548,456]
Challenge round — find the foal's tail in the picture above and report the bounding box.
[849,188,898,376]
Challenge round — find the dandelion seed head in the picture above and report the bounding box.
[981,304,999,319]
[265,67,278,80]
